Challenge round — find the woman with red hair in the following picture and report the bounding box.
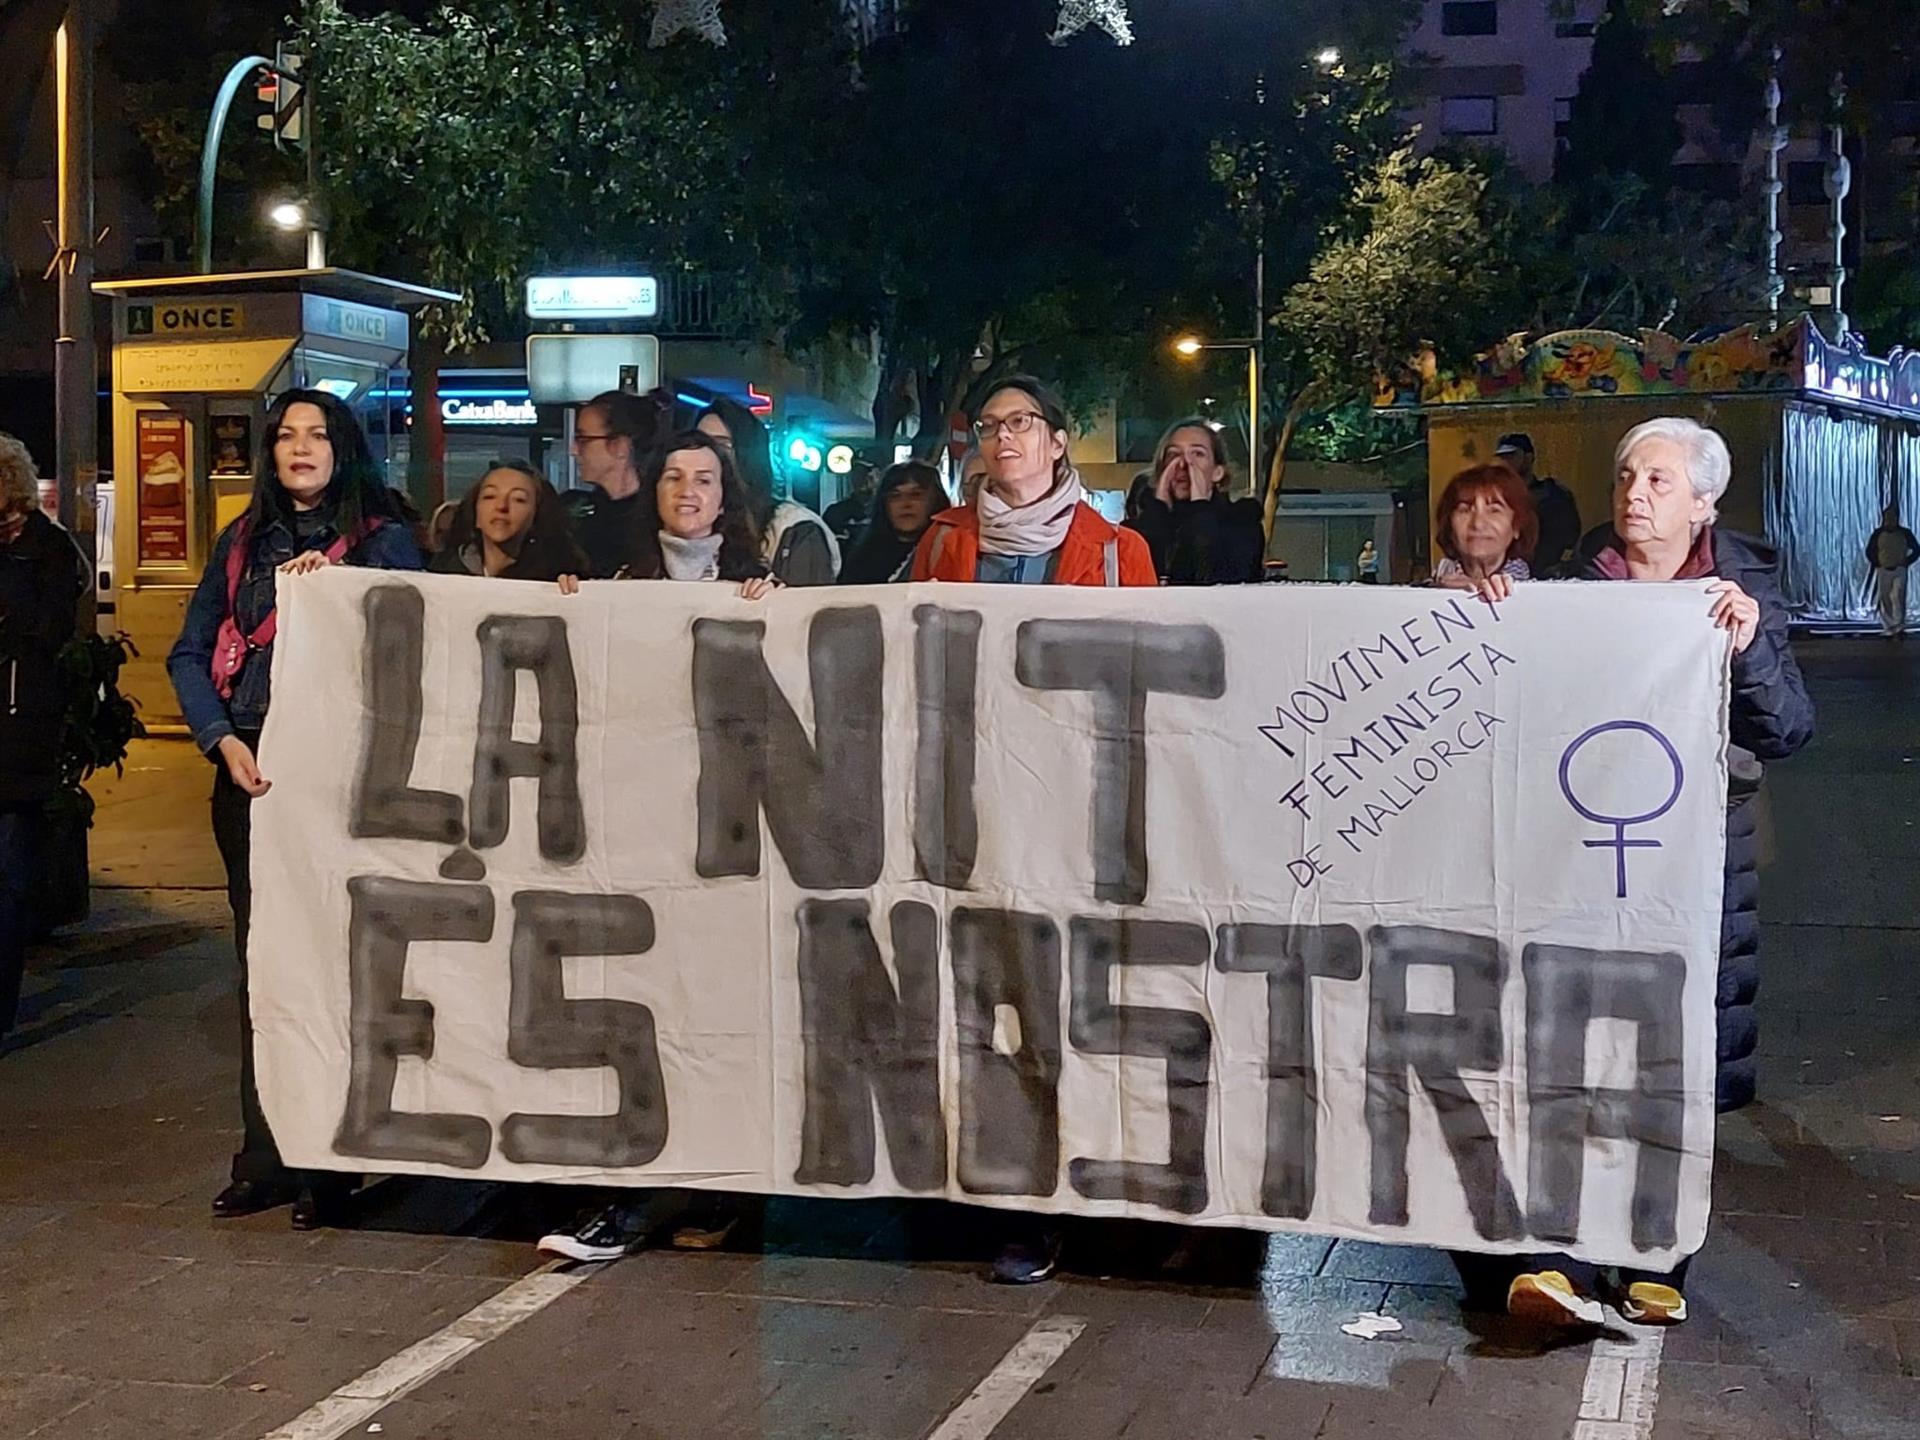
[1431,463,1538,602]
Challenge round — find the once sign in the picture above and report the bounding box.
[254,573,1730,1267]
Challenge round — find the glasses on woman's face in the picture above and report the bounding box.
[972,411,1046,442]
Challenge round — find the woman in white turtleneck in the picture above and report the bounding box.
[559,430,776,598]
[542,427,772,1265]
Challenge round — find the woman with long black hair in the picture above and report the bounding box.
[167,389,423,1229]
[430,460,588,582]
[839,460,950,583]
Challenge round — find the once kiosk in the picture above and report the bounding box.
[92,269,456,727]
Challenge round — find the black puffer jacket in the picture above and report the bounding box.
[0,512,87,810]
[1578,525,1815,1111]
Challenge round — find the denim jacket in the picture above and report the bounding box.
[167,510,423,754]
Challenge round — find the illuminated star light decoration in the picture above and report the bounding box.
[650,0,727,48]
[1052,0,1133,46]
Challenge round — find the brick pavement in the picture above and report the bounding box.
[1,640,1916,1440]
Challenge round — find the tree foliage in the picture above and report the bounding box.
[1279,150,1521,402]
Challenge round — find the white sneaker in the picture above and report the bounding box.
[537,1202,649,1263]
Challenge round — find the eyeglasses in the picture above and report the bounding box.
[972,411,1047,442]
[573,432,615,445]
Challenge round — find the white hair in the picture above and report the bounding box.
[1613,417,1732,521]
[0,431,38,513]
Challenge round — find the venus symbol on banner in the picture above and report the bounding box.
[1558,721,1687,900]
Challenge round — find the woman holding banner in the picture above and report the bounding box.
[541,428,775,1263]
[1430,462,1536,603]
[1462,417,1813,1330]
[911,376,1156,591]
[167,389,423,1230]
[912,376,1155,1283]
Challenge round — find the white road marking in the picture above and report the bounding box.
[1572,1326,1665,1440]
[256,1262,592,1440]
[924,1314,1088,1440]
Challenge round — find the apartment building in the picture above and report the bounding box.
[1402,0,1606,183]
[1403,0,1919,314]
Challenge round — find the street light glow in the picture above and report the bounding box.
[1315,46,1342,69]
[268,200,306,231]
[1173,335,1204,357]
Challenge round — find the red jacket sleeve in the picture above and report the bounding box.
[1115,527,1159,587]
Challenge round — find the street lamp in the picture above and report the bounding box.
[1172,335,1261,489]
[1314,46,1342,71]
[268,200,307,231]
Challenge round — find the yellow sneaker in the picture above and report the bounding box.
[1507,1270,1604,1327]
[1619,1281,1688,1326]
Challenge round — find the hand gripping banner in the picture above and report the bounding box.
[252,571,1730,1267]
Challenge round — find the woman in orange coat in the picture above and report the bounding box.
[912,376,1155,588]
[911,377,1152,1286]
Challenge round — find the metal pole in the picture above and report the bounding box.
[1252,68,1267,501]
[302,75,324,267]
[53,2,97,630]
[1761,48,1785,329]
[194,53,274,273]
[563,406,578,491]
[1825,71,1851,338]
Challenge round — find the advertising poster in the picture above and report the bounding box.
[135,411,190,563]
[210,413,253,477]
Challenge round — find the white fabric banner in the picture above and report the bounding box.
[253,569,1729,1267]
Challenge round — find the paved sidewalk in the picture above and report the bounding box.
[1,640,1915,1439]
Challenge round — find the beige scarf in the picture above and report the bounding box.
[977,467,1085,556]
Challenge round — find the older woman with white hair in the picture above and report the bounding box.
[1532,417,1810,1328]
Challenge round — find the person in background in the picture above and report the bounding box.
[0,434,87,1038]
[695,395,838,584]
[958,445,989,508]
[571,389,671,579]
[426,500,459,556]
[430,461,587,582]
[1430,462,1537,603]
[910,376,1153,1284]
[822,460,878,552]
[35,475,60,519]
[166,389,423,1229]
[1356,538,1380,583]
[543,429,773,1264]
[1865,503,1919,639]
[1124,419,1266,584]
[1496,432,1581,577]
[840,460,950,583]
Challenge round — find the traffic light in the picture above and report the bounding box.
[256,44,305,150]
[784,429,823,473]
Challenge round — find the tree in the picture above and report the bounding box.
[784,0,1427,466]
[1556,0,1682,212]
[1268,149,1524,531]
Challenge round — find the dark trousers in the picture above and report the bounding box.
[211,748,291,1186]
[0,806,40,1036]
